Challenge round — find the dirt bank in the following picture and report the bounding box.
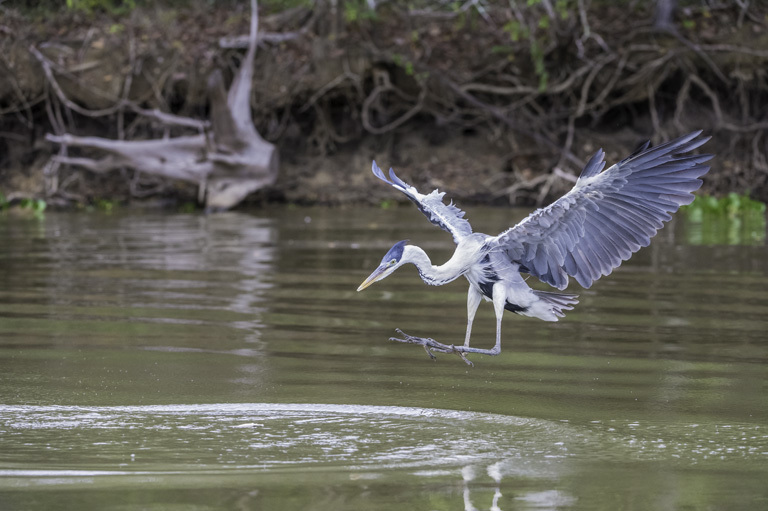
[1,1,767,208]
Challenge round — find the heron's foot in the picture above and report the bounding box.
[390,329,476,367]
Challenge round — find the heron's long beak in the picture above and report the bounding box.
[357,265,388,292]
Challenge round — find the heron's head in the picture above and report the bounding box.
[357,240,410,292]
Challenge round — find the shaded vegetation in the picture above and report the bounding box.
[1,0,767,207]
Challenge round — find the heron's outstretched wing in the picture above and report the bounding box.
[372,161,473,244]
[491,131,712,290]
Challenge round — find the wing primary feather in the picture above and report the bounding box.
[388,167,409,189]
[589,212,633,259]
[572,247,598,288]
[621,131,706,168]
[621,139,651,163]
[372,160,387,181]
[581,216,620,272]
[579,149,606,179]
[494,131,712,290]
[593,205,646,250]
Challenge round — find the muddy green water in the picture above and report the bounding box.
[0,207,766,510]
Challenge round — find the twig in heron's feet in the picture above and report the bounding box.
[389,330,436,360]
[454,350,474,367]
[389,329,475,367]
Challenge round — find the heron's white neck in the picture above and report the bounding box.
[402,245,464,286]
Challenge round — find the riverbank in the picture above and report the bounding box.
[1,1,766,208]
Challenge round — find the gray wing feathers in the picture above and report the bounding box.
[371,161,473,243]
[496,131,712,290]
[579,148,606,179]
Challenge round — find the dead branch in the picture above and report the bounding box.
[29,45,122,118]
[42,0,276,210]
[30,44,208,131]
[361,75,427,135]
[219,31,305,48]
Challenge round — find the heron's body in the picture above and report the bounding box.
[358,131,713,363]
[418,235,570,317]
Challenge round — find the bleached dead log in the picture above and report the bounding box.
[44,0,277,210]
[204,0,278,210]
[46,133,212,181]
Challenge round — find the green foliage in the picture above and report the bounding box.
[19,198,47,213]
[66,0,136,15]
[392,53,417,77]
[555,0,570,19]
[529,40,549,91]
[0,194,46,219]
[261,0,313,10]
[684,193,765,219]
[490,45,513,56]
[502,20,528,42]
[95,199,116,212]
[178,202,198,213]
[343,0,377,23]
[682,193,766,245]
[500,0,577,92]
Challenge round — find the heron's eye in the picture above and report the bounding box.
[389,259,397,265]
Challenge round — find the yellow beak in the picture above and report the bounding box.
[357,265,388,292]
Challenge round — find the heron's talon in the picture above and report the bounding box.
[450,345,474,367]
[388,330,480,365]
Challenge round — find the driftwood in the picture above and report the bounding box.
[44,0,277,210]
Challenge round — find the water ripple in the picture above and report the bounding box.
[1,402,766,487]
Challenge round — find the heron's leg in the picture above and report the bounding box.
[464,286,482,347]
[390,329,509,366]
[389,284,506,365]
[489,282,506,355]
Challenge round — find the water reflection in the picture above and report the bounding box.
[462,463,505,511]
[4,212,275,339]
[0,212,277,401]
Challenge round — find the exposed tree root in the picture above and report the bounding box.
[1,1,767,205]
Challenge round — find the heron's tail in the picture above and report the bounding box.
[531,290,579,320]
